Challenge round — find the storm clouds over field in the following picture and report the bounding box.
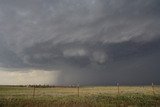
[0,0,160,85]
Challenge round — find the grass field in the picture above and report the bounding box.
[0,85,160,107]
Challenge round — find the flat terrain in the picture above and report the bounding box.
[0,85,160,107]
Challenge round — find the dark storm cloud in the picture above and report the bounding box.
[0,0,160,85]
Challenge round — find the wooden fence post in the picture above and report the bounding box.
[152,83,155,95]
[33,86,35,98]
[77,84,79,97]
[117,83,119,95]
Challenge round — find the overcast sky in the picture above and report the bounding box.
[0,0,160,85]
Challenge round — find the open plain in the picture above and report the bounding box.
[0,85,160,107]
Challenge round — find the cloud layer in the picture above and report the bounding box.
[0,0,160,85]
[0,69,59,85]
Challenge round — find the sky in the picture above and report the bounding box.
[0,0,160,85]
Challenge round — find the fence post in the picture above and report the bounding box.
[117,83,119,95]
[77,84,79,97]
[152,83,155,95]
[33,86,35,98]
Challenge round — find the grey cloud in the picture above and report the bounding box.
[63,48,87,57]
[1,0,160,50]
[92,51,107,64]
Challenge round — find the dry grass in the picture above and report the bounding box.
[0,85,160,107]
